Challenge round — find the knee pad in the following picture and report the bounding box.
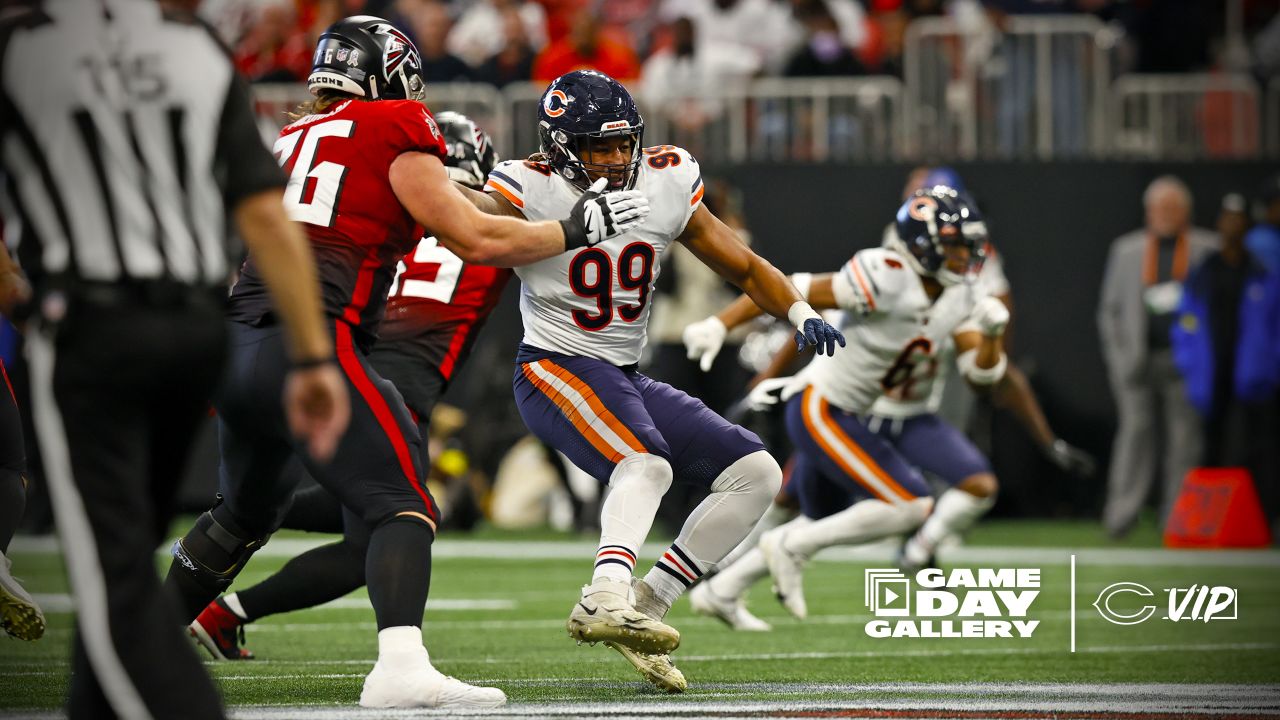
[170,510,269,596]
[711,450,782,508]
[610,453,673,496]
[713,450,783,495]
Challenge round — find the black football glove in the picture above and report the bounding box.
[561,178,650,251]
[794,317,846,356]
[1044,438,1097,478]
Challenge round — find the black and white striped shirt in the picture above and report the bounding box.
[0,0,283,294]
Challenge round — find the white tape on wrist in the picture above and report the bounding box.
[957,349,1008,386]
[787,301,822,332]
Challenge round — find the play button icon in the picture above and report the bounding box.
[883,587,899,605]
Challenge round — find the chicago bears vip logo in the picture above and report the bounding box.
[544,89,570,118]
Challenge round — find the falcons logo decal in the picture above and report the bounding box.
[380,25,418,76]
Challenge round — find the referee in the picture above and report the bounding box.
[0,1,349,718]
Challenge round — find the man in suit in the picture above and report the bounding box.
[1098,175,1218,538]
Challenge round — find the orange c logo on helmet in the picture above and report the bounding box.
[544,89,569,118]
[908,196,938,221]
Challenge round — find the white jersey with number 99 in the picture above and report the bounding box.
[486,146,705,365]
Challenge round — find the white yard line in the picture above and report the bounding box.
[28,594,514,614]
[7,682,1278,718]
[10,536,1280,567]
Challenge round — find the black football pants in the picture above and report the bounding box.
[27,296,227,720]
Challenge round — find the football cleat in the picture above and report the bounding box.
[896,535,937,576]
[605,641,687,693]
[689,582,772,632]
[189,598,254,660]
[0,553,45,641]
[566,580,680,654]
[360,651,507,709]
[760,529,808,620]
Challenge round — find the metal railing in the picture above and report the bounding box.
[1109,74,1261,159]
[250,16,1272,164]
[904,14,1112,160]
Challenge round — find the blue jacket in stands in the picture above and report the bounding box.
[1171,257,1280,415]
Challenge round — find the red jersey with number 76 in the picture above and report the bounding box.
[228,98,446,350]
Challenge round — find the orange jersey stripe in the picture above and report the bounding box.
[849,260,877,311]
[815,393,915,502]
[541,362,648,455]
[485,179,524,209]
[521,363,625,462]
[690,186,705,207]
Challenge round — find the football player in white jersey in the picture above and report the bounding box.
[682,187,1009,621]
[451,70,843,691]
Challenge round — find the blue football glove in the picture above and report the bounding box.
[794,317,846,356]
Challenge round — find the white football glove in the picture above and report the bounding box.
[747,375,807,411]
[971,296,1010,337]
[683,316,727,372]
[562,178,650,250]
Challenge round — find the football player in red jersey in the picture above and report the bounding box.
[187,112,512,661]
[163,17,649,710]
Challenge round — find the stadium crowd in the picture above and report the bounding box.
[201,0,1280,92]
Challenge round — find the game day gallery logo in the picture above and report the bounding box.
[863,568,1041,639]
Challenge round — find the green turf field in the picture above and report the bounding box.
[2,520,1278,717]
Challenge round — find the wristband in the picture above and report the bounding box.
[787,301,822,332]
[560,219,586,251]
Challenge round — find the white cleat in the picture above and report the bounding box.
[566,581,680,654]
[359,652,506,709]
[0,553,45,641]
[605,641,687,693]
[689,582,772,632]
[760,529,808,620]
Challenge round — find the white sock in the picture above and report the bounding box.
[377,626,427,670]
[222,593,248,621]
[904,489,995,565]
[594,454,672,584]
[644,451,781,609]
[784,498,931,558]
[706,546,770,600]
[719,501,798,569]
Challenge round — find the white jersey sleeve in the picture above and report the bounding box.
[484,159,533,214]
[831,247,914,317]
[506,147,705,365]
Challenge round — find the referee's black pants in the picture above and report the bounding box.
[28,294,227,720]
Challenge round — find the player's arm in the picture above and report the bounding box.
[951,296,1010,390]
[678,204,843,369]
[389,152,646,267]
[453,183,526,218]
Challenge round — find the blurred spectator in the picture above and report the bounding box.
[782,0,868,57]
[1245,174,1280,272]
[1172,193,1280,474]
[533,11,640,82]
[475,8,538,87]
[232,2,312,82]
[408,0,474,83]
[660,0,792,72]
[1097,175,1217,537]
[639,17,760,129]
[785,4,866,77]
[859,9,909,76]
[448,0,548,68]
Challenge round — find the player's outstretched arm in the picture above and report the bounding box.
[679,204,843,371]
[390,153,649,267]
